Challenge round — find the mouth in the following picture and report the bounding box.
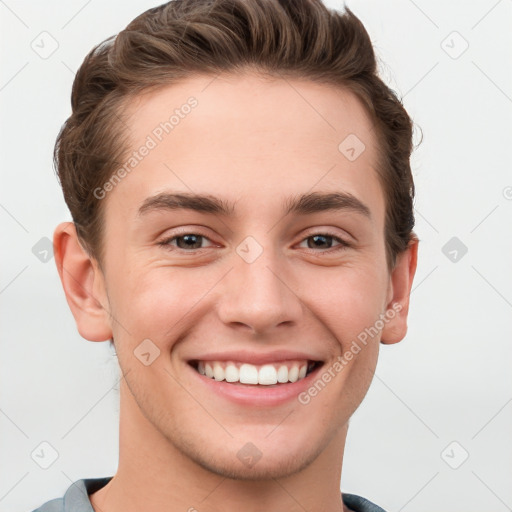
[188,359,324,387]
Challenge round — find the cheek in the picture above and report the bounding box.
[298,262,389,350]
[297,265,385,416]
[107,265,220,347]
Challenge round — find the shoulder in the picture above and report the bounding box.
[343,492,389,512]
[30,477,113,512]
[30,497,64,512]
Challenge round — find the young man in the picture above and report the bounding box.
[33,0,418,511]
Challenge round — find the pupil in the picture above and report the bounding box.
[178,234,202,249]
[309,235,331,249]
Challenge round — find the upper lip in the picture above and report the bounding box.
[188,350,323,365]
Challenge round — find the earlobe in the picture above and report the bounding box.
[381,237,419,345]
[53,222,113,342]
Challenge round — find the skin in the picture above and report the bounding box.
[54,72,418,512]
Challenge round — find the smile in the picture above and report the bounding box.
[189,360,323,386]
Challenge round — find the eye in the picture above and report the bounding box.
[158,233,215,251]
[157,231,350,253]
[298,233,350,251]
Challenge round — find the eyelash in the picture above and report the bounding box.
[157,231,351,254]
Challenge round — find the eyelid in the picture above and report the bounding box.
[299,225,353,241]
[163,235,215,249]
[157,226,219,250]
[157,227,352,252]
[296,231,351,250]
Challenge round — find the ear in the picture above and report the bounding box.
[53,222,112,342]
[380,237,419,345]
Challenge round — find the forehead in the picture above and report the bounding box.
[109,72,385,224]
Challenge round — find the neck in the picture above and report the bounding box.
[90,380,351,512]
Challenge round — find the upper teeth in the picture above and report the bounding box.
[196,360,311,385]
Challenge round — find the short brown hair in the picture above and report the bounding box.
[54,0,416,270]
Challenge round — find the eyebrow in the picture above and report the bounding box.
[137,191,371,219]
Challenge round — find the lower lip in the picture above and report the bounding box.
[187,362,324,407]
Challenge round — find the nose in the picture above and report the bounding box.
[216,245,303,335]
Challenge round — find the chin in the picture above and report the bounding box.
[190,445,319,481]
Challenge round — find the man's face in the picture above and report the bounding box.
[95,73,395,478]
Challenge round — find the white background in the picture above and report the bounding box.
[1,1,511,511]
